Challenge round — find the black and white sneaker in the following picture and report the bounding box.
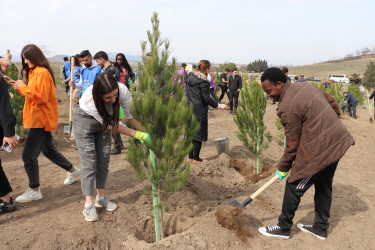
[0,197,17,213]
[297,223,327,240]
[258,224,291,239]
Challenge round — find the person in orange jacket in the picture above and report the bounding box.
[9,44,81,204]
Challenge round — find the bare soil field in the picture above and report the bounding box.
[1,85,374,249]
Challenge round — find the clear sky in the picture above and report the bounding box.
[1,0,374,66]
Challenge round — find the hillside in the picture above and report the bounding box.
[288,57,375,80]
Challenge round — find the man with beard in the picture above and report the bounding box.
[70,50,102,97]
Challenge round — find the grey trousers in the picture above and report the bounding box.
[73,107,112,196]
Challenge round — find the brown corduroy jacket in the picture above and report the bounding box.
[277,81,355,183]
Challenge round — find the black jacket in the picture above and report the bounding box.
[0,71,16,141]
[345,93,358,105]
[228,75,242,92]
[186,71,219,141]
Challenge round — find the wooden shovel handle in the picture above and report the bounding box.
[69,57,75,122]
[250,175,279,200]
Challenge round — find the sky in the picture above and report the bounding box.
[1,0,374,66]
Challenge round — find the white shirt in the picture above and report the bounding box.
[79,82,133,125]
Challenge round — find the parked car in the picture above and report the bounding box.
[288,74,297,81]
[329,74,350,84]
[307,76,314,81]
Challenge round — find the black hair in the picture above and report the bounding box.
[94,51,109,61]
[281,67,289,74]
[114,53,133,77]
[79,50,91,58]
[225,68,230,72]
[232,68,238,72]
[260,67,288,85]
[63,57,68,61]
[92,72,120,132]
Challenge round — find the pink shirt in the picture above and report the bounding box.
[119,66,127,85]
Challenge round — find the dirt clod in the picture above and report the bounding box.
[215,205,251,242]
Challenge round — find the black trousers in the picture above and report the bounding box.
[348,103,357,118]
[189,140,202,160]
[22,128,73,188]
[112,132,123,150]
[229,91,239,111]
[278,161,338,231]
[0,159,12,197]
[219,85,228,102]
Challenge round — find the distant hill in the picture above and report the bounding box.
[289,57,375,80]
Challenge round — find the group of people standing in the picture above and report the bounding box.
[0,45,147,222]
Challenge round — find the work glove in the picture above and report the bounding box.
[134,131,150,143]
[276,169,289,181]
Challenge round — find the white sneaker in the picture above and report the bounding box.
[15,188,43,203]
[64,167,81,185]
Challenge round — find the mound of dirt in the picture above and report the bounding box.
[215,205,251,242]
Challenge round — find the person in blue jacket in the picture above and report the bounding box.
[343,92,358,119]
[62,57,71,94]
[70,50,101,97]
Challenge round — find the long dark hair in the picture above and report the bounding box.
[71,55,80,67]
[21,44,55,84]
[92,73,120,132]
[114,53,133,76]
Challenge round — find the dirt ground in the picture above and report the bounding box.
[1,85,374,250]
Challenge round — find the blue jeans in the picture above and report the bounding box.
[22,128,73,188]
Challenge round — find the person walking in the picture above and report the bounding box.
[74,72,148,221]
[0,52,18,213]
[218,68,230,103]
[227,68,242,114]
[258,67,354,240]
[343,92,358,119]
[9,44,81,203]
[186,60,227,164]
[62,57,71,95]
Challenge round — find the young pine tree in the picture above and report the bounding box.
[234,81,272,174]
[126,12,199,241]
[8,63,25,136]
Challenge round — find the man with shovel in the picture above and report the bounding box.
[258,67,355,240]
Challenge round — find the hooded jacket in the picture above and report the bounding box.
[186,70,219,141]
[277,81,355,183]
[76,63,102,91]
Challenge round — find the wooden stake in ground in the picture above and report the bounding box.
[367,90,373,123]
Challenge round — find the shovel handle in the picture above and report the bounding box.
[69,57,75,123]
[250,174,279,200]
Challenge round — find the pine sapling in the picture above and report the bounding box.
[234,81,272,174]
[126,12,199,241]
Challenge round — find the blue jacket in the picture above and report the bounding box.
[76,64,102,93]
[63,62,71,78]
[345,93,358,105]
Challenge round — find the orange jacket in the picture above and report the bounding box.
[17,66,58,131]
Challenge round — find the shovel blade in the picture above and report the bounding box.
[63,125,71,135]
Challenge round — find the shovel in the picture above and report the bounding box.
[229,175,279,208]
[64,57,75,140]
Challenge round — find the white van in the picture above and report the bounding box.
[329,74,350,84]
